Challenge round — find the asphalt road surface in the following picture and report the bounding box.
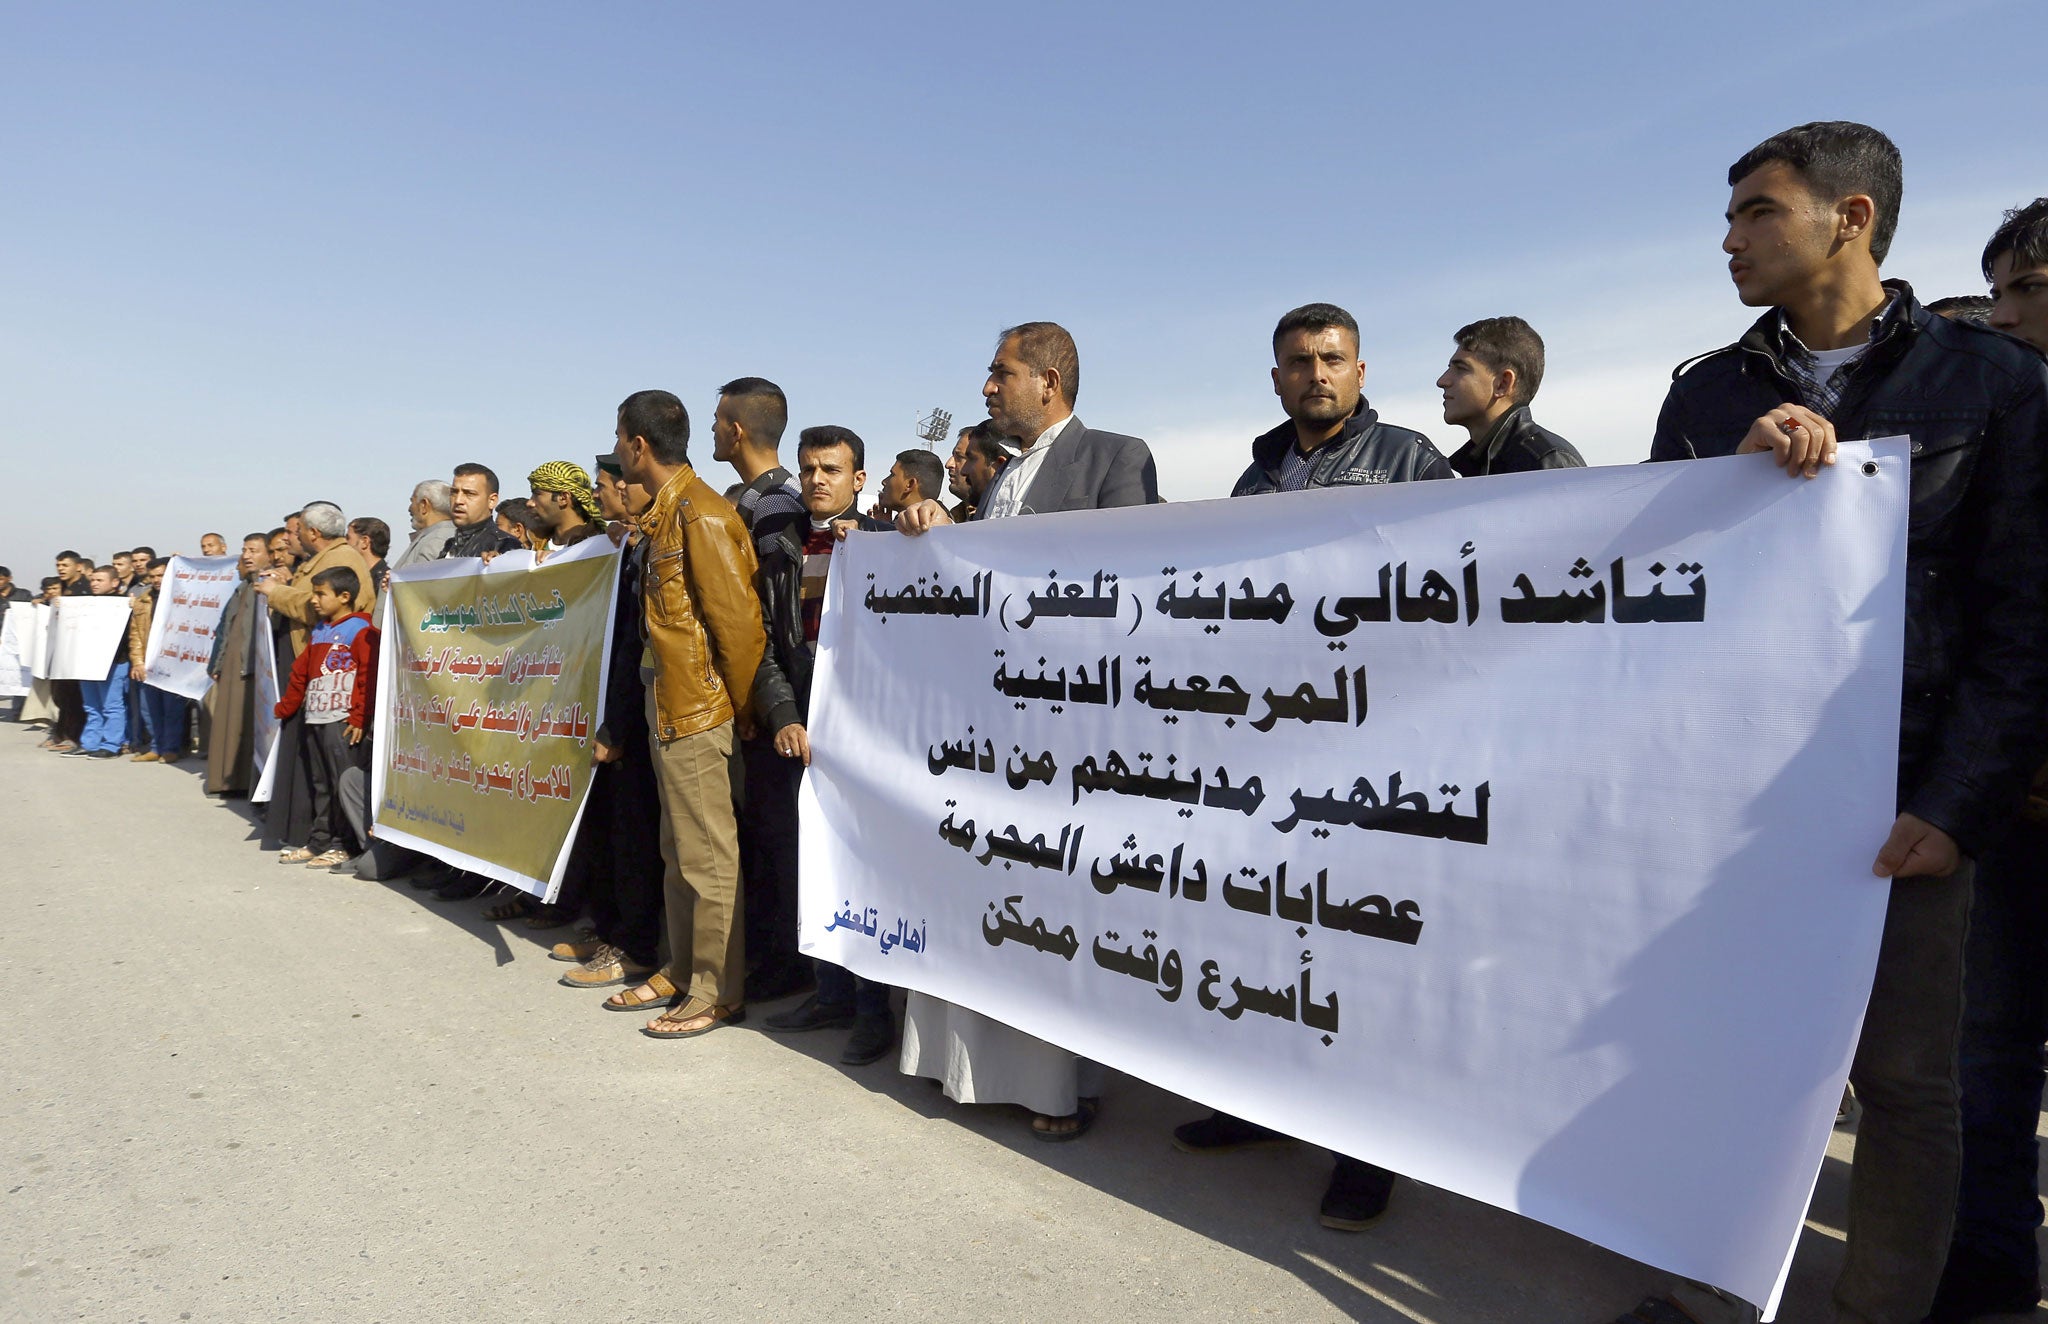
[0,718,2011,1323]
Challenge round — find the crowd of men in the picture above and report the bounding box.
[8,123,2048,1324]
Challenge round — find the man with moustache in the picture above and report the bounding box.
[438,464,522,561]
[958,422,1011,511]
[1618,122,2048,1324]
[943,425,978,520]
[755,427,896,1061]
[204,533,274,795]
[1177,302,1452,1233]
[893,321,1157,1142]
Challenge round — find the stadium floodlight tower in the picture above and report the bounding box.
[915,407,952,451]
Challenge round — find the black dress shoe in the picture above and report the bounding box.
[762,995,855,1032]
[1171,1111,1289,1154]
[433,873,489,901]
[1319,1157,1396,1231]
[746,961,816,1003]
[840,1016,896,1065]
[1925,1244,2043,1322]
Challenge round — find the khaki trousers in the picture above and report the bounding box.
[646,702,744,1009]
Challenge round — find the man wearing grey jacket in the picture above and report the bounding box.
[892,319,1155,1141]
[895,321,1158,532]
[389,479,457,571]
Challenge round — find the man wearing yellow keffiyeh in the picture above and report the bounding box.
[526,460,607,554]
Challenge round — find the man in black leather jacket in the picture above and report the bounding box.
[1232,304,1452,495]
[1182,302,1450,1233]
[757,427,895,1065]
[1437,316,1585,476]
[1617,122,2048,1324]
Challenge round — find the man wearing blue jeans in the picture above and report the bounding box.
[70,565,132,759]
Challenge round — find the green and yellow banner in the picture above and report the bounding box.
[371,539,621,898]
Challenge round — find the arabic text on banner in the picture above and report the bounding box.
[799,442,1909,1317]
[370,538,620,899]
[142,555,241,701]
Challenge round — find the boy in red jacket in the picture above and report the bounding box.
[275,567,379,868]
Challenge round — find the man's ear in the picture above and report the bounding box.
[1838,193,1876,249]
[1495,366,1517,403]
[852,468,868,494]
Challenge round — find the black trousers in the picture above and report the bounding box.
[574,753,666,968]
[303,721,366,854]
[52,679,85,742]
[737,735,803,984]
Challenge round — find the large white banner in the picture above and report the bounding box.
[47,597,135,682]
[142,555,240,701]
[800,442,1909,1316]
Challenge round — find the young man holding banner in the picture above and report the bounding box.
[1617,122,2048,1324]
[610,389,765,1040]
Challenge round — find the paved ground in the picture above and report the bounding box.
[0,720,2038,1323]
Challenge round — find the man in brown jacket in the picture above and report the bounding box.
[608,389,766,1040]
[254,501,377,656]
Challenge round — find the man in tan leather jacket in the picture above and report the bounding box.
[608,389,766,1040]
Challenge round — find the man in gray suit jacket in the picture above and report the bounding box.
[891,320,1154,1143]
[896,321,1158,533]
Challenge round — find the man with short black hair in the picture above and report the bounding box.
[958,423,1011,513]
[1619,121,2048,1324]
[346,518,392,594]
[943,426,977,520]
[1233,303,1453,495]
[1178,301,1452,1233]
[132,558,191,764]
[757,427,897,1059]
[42,552,90,751]
[608,390,765,1040]
[392,480,457,569]
[876,448,945,518]
[1437,316,1585,476]
[1926,294,1994,325]
[713,377,806,536]
[69,565,132,758]
[440,464,521,560]
[110,551,136,592]
[1931,195,2048,1324]
[1986,197,2048,355]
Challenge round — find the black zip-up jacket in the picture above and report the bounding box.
[593,539,648,755]
[1232,402,1452,496]
[438,518,521,561]
[1448,406,1585,477]
[1650,279,2048,853]
[751,506,892,733]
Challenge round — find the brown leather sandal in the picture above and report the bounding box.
[641,1000,746,1039]
[603,973,679,1012]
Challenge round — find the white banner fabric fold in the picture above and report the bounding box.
[800,442,1910,1315]
[250,608,281,803]
[29,602,56,680]
[142,556,240,701]
[0,605,34,696]
[48,597,135,681]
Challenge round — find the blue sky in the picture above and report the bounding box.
[1,0,2038,576]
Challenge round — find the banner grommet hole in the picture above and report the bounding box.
[1860,460,1880,476]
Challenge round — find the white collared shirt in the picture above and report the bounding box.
[980,416,1071,520]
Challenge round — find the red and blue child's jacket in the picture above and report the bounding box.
[276,612,378,728]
